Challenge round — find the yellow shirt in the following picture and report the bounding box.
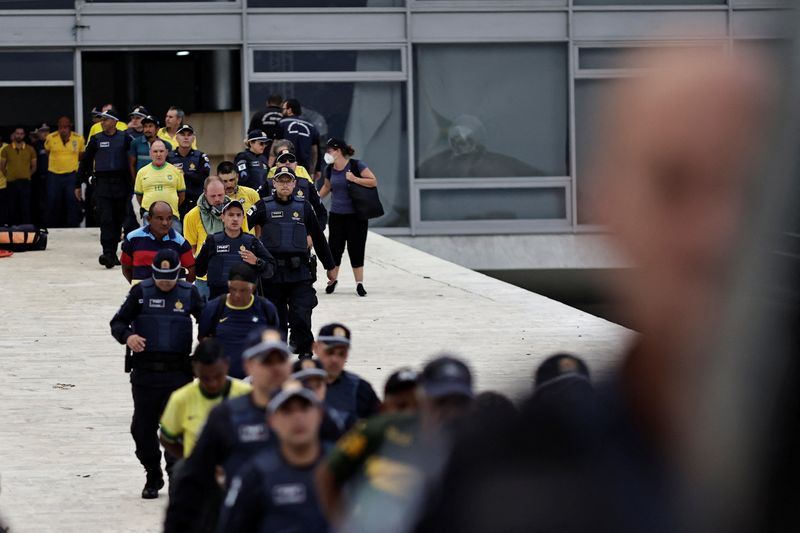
[158,127,198,150]
[160,378,251,457]
[134,162,186,217]
[267,164,313,183]
[44,131,85,174]
[0,142,6,189]
[88,120,128,139]
[229,185,261,216]
[0,142,36,182]
[185,203,252,282]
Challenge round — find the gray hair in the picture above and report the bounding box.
[169,106,185,121]
[270,138,295,158]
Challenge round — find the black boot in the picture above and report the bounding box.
[141,468,164,499]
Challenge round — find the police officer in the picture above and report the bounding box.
[247,167,336,358]
[164,328,291,533]
[109,249,205,499]
[167,124,210,219]
[259,147,328,231]
[127,105,149,141]
[77,108,134,268]
[248,94,284,141]
[194,199,275,300]
[217,380,331,533]
[234,130,270,191]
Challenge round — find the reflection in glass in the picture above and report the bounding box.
[250,80,408,228]
[414,43,568,178]
[254,50,401,73]
[249,0,402,6]
[0,52,73,81]
[420,188,566,221]
[0,87,74,130]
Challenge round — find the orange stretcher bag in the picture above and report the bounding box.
[0,225,48,251]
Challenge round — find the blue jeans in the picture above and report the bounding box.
[46,172,80,228]
[194,279,210,302]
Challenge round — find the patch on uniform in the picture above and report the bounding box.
[173,163,183,169]
[333,326,347,337]
[247,206,257,217]
[272,484,307,506]
[99,141,110,148]
[167,174,173,181]
[237,162,247,171]
[296,190,304,197]
[251,316,259,322]
[149,299,165,308]
[189,162,196,170]
[558,357,578,374]
[217,244,230,253]
[271,211,283,218]
[174,300,184,311]
[251,161,261,167]
[238,424,268,443]
[239,244,246,251]
[292,211,300,220]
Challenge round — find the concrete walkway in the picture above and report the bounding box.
[0,229,631,532]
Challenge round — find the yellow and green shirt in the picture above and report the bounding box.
[134,162,186,217]
[44,131,85,174]
[160,378,251,457]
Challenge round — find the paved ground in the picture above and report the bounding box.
[0,229,632,532]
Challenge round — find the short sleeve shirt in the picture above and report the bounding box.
[160,378,252,457]
[44,132,85,174]
[0,143,37,182]
[134,162,186,217]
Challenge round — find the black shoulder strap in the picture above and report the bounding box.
[209,296,227,337]
[349,159,362,178]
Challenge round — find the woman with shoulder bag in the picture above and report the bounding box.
[319,137,379,297]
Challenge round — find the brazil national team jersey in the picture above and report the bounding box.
[134,162,185,217]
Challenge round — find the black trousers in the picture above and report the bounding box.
[262,280,318,354]
[328,212,368,269]
[131,382,188,474]
[96,195,128,256]
[6,180,31,225]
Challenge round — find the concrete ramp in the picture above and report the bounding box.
[0,229,631,532]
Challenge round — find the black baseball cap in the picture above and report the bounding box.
[241,328,291,363]
[221,198,244,213]
[326,137,347,151]
[268,379,321,413]
[384,368,419,395]
[176,124,195,135]
[98,108,120,122]
[533,353,590,390]
[246,129,269,143]
[317,323,351,347]
[228,262,257,283]
[275,148,297,163]
[291,358,327,381]
[129,105,149,118]
[419,356,473,399]
[141,115,159,126]
[272,167,296,182]
[151,249,181,280]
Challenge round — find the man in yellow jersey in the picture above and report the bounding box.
[44,116,85,227]
[218,160,259,216]
[0,125,37,225]
[183,176,228,301]
[158,106,198,150]
[159,338,251,460]
[88,103,128,139]
[134,139,185,231]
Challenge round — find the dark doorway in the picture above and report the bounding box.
[81,49,240,138]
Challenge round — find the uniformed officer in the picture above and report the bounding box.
[291,358,351,441]
[164,328,291,533]
[218,380,331,533]
[234,130,270,191]
[259,147,328,231]
[247,167,336,358]
[127,105,149,141]
[194,199,275,300]
[167,124,210,219]
[109,248,205,499]
[313,323,380,423]
[77,107,134,268]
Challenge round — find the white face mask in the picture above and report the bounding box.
[323,152,336,165]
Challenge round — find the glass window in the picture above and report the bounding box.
[254,50,401,73]
[575,0,724,4]
[420,188,566,221]
[0,0,73,7]
[579,45,723,70]
[249,81,408,228]
[0,87,74,133]
[575,79,618,225]
[414,43,568,179]
[249,0,403,6]
[0,52,73,82]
